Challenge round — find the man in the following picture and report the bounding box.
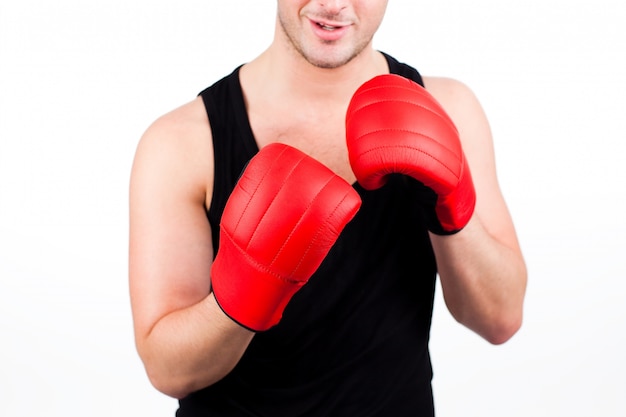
[129,1,527,415]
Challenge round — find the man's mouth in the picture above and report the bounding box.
[317,22,340,31]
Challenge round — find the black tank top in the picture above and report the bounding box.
[178,53,438,417]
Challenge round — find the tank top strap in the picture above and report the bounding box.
[198,66,259,250]
[382,51,425,87]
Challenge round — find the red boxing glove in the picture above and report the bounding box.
[211,143,361,331]
[346,74,476,235]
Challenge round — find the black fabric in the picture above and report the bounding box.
[179,52,437,417]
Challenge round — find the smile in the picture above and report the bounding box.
[318,22,338,30]
[308,18,350,41]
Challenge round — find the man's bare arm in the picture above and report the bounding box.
[424,77,527,344]
[129,98,254,399]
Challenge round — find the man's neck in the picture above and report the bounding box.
[242,42,388,104]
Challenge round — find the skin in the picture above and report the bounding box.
[129,0,527,400]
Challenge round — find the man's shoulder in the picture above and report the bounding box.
[132,97,213,195]
[141,97,211,152]
[422,76,483,118]
[422,76,470,93]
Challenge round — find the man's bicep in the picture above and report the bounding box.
[426,77,521,250]
[129,114,214,340]
[456,87,520,251]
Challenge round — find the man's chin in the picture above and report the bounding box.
[303,49,360,69]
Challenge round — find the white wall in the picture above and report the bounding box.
[1,1,624,416]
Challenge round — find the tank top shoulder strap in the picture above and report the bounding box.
[198,66,259,250]
[381,51,425,87]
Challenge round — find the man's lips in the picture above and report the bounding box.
[309,18,350,40]
[315,20,343,30]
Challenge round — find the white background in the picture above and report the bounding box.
[1,1,625,416]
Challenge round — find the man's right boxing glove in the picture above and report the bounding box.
[346,74,476,235]
[211,143,361,332]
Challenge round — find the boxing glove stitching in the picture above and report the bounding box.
[219,226,283,280]
[347,98,459,141]
[240,152,307,251]
[268,174,337,279]
[351,136,461,181]
[222,179,354,286]
[288,185,357,280]
[229,144,290,237]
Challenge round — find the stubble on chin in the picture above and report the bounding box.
[304,47,357,69]
[277,12,368,70]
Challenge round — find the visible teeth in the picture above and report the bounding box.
[319,23,336,30]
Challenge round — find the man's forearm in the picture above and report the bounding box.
[137,293,254,399]
[430,216,527,344]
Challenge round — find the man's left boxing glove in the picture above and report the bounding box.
[346,74,475,235]
[211,143,361,332]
